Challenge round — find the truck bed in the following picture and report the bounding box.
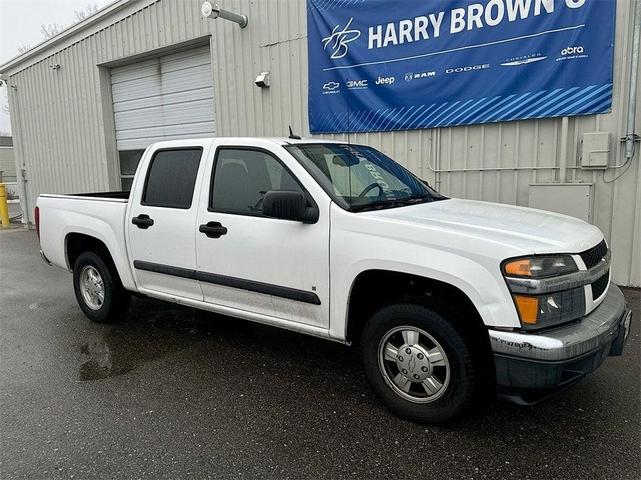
[48,191,131,201]
[69,191,130,200]
[37,192,136,290]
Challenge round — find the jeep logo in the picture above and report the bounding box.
[561,46,584,55]
[375,76,395,85]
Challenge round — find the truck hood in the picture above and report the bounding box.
[364,198,603,254]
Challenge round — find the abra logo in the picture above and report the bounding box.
[347,79,368,89]
[561,46,585,55]
[322,17,361,60]
[556,46,588,62]
[445,64,490,74]
[500,54,546,66]
[375,75,395,86]
[404,71,436,82]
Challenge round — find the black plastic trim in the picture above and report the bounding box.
[133,260,321,305]
[70,191,130,199]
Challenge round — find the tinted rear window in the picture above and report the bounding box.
[142,148,202,208]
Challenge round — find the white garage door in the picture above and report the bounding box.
[110,46,216,189]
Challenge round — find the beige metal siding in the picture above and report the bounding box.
[3,0,639,286]
[0,146,16,181]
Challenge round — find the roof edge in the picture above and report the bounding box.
[0,0,135,74]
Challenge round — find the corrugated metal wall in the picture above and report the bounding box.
[0,146,16,181]
[4,0,640,286]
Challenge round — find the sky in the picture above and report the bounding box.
[0,0,112,134]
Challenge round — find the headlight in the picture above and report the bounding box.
[512,289,585,330]
[502,255,577,278]
[502,255,583,330]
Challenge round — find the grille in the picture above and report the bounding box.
[591,270,610,299]
[580,240,607,269]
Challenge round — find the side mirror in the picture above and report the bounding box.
[263,190,308,222]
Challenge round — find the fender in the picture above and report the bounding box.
[62,222,136,291]
[330,256,519,341]
[63,219,136,291]
[38,196,136,291]
[328,204,522,341]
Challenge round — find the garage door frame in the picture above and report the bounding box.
[97,36,216,191]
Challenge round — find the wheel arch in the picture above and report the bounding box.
[345,269,494,373]
[65,233,122,285]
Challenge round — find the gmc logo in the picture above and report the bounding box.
[347,79,368,88]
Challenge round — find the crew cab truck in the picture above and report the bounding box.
[36,137,632,423]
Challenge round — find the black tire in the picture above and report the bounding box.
[73,251,130,323]
[360,303,480,424]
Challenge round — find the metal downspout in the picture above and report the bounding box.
[559,116,569,182]
[2,75,30,227]
[625,0,641,160]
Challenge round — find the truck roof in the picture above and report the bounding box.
[223,137,346,145]
[148,137,347,149]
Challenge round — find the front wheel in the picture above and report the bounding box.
[73,251,130,323]
[360,303,481,424]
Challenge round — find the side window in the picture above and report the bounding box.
[118,150,145,192]
[211,148,303,215]
[142,148,202,208]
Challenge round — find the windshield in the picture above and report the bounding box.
[285,143,446,211]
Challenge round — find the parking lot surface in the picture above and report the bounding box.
[1,229,639,479]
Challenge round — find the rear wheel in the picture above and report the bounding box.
[73,251,130,323]
[360,303,480,423]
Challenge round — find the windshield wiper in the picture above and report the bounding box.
[350,195,431,212]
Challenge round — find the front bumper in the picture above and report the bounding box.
[489,284,631,404]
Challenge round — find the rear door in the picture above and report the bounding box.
[194,144,331,328]
[127,142,210,300]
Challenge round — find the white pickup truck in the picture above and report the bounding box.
[36,137,631,423]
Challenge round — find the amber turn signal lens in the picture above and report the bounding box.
[504,259,532,276]
[513,295,539,324]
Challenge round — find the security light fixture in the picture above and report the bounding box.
[201,2,248,28]
[50,64,61,70]
[255,72,270,88]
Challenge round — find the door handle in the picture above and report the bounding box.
[131,214,154,229]
[199,221,228,238]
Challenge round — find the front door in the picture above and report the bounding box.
[128,146,207,301]
[195,146,330,328]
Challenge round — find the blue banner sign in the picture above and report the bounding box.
[307,0,615,134]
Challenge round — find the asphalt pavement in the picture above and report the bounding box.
[1,229,639,479]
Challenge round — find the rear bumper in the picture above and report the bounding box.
[489,284,631,404]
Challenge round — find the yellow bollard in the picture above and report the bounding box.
[0,183,10,228]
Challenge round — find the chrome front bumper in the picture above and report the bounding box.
[489,284,631,403]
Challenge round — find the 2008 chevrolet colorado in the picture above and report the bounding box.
[36,137,632,423]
